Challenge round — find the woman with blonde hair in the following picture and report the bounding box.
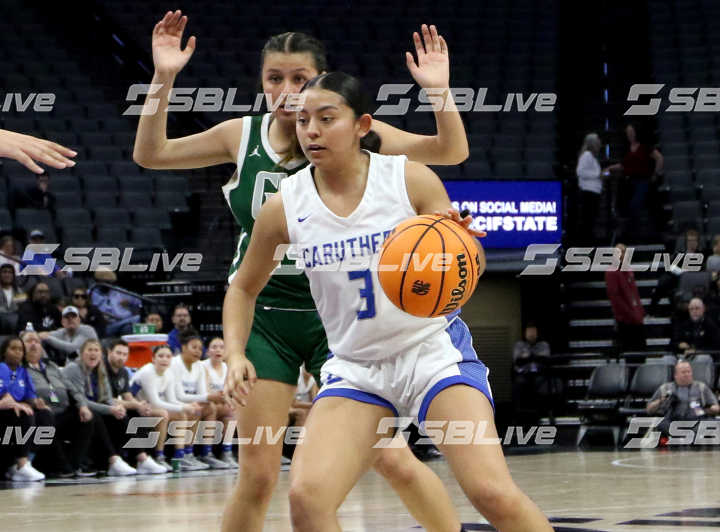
[576,132,605,244]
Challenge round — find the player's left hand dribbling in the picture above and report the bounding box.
[434,207,487,238]
[225,355,257,408]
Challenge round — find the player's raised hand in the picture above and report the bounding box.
[224,356,257,408]
[434,207,487,238]
[152,10,196,75]
[0,129,76,173]
[406,24,450,90]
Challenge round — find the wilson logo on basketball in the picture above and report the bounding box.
[411,280,431,295]
[440,253,469,315]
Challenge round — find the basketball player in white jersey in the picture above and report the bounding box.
[224,72,554,531]
[201,337,237,467]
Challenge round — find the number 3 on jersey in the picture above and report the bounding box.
[348,270,376,319]
[251,171,287,219]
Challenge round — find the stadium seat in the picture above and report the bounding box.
[155,191,188,211]
[576,364,629,447]
[128,227,163,248]
[133,208,172,230]
[56,208,92,228]
[120,191,153,208]
[689,354,715,387]
[96,226,127,245]
[94,207,131,228]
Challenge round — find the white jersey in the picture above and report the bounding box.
[202,359,227,392]
[129,363,183,413]
[280,152,455,363]
[170,355,208,403]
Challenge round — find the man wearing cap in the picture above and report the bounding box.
[29,229,45,244]
[39,306,98,362]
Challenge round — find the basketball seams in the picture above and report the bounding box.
[397,219,447,312]
[435,218,479,296]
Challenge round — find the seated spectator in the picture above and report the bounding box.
[707,235,720,274]
[513,322,551,374]
[22,329,95,478]
[511,323,557,420]
[672,297,720,356]
[39,305,98,365]
[201,337,236,467]
[0,336,47,481]
[171,330,226,469]
[145,312,164,333]
[28,229,45,246]
[677,228,705,256]
[71,288,106,337]
[62,339,138,476]
[0,235,22,276]
[104,338,169,473]
[167,303,193,354]
[16,282,61,333]
[130,345,204,471]
[646,360,719,437]
[0,263,27,333]
[11,174,55,212]
[606,244,646,352]
[90,269,142,336]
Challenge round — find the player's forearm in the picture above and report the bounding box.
[133,71,177,168]
[428,89,469,164]
[222,283,257,362]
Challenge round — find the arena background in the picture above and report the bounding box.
[2,0,719,478]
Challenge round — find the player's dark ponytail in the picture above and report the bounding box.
[302,72,383,153]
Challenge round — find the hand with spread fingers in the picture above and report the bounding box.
[406,24,450,90]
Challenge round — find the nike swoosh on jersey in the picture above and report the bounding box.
[297,214,312,222]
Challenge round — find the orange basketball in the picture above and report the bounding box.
[378,215,485,318]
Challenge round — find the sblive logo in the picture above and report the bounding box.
[625,418,720,448]
[624,83,720,115]
[519,244,704,276]
[122,84,306,115]
[0,92,55,112]
[19,244,203,275]
[375,85,557,115]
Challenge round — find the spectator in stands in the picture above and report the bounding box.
[575,132,607,245]
[39,305,98,364]
[0,127,76,174]
[28,229,45,245]
[706,235,720,274]
[22,329,95,478]
[167,303,192,354]
[104,338,170,472]
[0,336,47,481]
[171,330,226,469]
[606,243,646,353]
[511,323,555,420]
[201,336,236,467]
[145,311,164,333]
[0,235,22,276]
[606,123,664,239]
[16,282,61,333]
[12,174,56,212]
[62,339,141,476]
[672,297,720,356]
[71,288,106,337]
[649,228,705,316]
[130,344,205,471]
[0,263,26,333]
[647,360,719,438]
[90,268,142,336]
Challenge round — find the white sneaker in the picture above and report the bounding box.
[107,457,137,477]
[154,455,173,472]
[12,462,45,482]
[136,456,167,475]
[220,451,238,468]
[178,456,204,471]
[185,454,210,470]
[197,454,230,469]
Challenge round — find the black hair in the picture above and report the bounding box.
[107,338,129,352]
[152,343,172,356]
[180,327,202,346]
[0,335,25,364]
[301,71,382,152]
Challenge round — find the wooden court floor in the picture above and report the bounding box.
[2,449,720,531]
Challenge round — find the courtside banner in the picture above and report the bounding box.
[445,180,563,248]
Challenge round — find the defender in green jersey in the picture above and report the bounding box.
[135,10,469,532]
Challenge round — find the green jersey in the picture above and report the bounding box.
[222,113,314,310]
